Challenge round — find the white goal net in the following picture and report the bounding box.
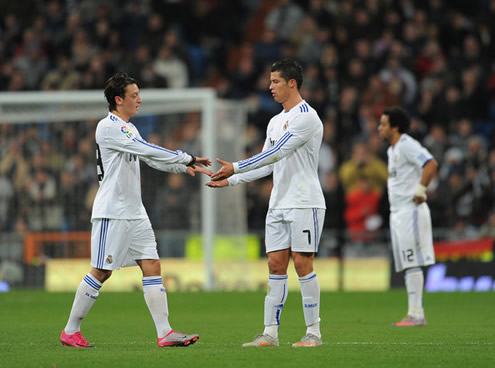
[0,89,248,290]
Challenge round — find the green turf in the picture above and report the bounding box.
[0,290,494,368]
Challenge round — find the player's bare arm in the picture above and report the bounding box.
[413,157,438,204]
[211,158,234,181]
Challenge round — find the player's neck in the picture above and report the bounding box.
[111,109,130,122]
[282,94,303,112]
[390,133,402,146]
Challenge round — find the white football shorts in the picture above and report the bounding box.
[265,208,325,253]
[91,218,159,270]
[390,203,435,272]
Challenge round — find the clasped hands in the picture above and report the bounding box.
[185,157,233,188]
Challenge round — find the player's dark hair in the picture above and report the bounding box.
[271,59,304,90]
[104,72,138,111]
[382,106,410,133]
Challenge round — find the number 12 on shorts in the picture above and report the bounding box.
[402,249,414,262]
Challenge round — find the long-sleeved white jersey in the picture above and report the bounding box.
[229,100,326,210]
[91,112,192,220]
[386,133,434,213]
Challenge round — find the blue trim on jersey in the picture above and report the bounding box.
[299,103,309,113]
[132,137,179,155]
[142,277,163,287]
[84,274,101,291]
[269,274,288,280]
[421,158,433,168]
[97,219,109,269]
[238,132,293,169]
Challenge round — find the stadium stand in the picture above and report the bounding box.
[0,0,494,286]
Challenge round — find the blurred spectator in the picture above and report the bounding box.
[60,171,89,231]
[27,169,62,231]
[264,0,304,42]
[254,29,282,67]
[41,54,81,90]
[378,56,418,107]
[0,175,14,230]
[0,140,29,191]
[479,210,495,238]
[338,140,388,194]
[156,173,190,230]
[153,45,189,88]
[322,171,345,231]
[423,124,448,162]
[318,119,336,188]
[13,28,49,89]
[293,15,324,65]
[343,175,381,243]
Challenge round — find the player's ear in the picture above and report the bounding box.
[115,96,123,106]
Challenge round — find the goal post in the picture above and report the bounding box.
[0,89,247,291]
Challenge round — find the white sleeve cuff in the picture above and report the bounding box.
[227,176,238,186]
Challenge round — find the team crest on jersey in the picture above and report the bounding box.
[121,126,134,139]
[106,255,113,264]
[283,121,289,130]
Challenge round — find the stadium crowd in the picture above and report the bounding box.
[0,0,494,245]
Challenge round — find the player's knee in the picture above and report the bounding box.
[91,268,112,283]
[268,257,288,274]
[293,253,314,277]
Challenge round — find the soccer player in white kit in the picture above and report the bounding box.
[207,60,326,347]
[60,72,212,348]
[378,106,438,326]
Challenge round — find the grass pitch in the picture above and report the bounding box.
[0,290,494,368]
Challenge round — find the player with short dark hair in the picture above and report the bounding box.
[60,72,211,348]
[379,106,438,326]
[207,59,326,347]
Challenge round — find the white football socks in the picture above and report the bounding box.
[263,274,288,339]
[405,267,424,319]
[299,272,321,338]
[64,273,101,335]
[142,276,172,338]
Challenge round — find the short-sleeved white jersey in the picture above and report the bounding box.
[229,100,326,210]
[91,112,192,220]
[387,133,433,213]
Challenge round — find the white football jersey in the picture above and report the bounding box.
[229,100,326,210]
[387,133,434,213]
[91,112,192,220]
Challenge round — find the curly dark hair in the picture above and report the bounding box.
[382,106,410,133]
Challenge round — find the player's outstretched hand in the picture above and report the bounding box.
[206,179,229,188]
[211,158,234,181]
[186,165,213,177]
[196,157,212,166]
